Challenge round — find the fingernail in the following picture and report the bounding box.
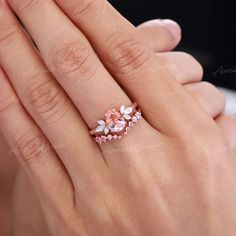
[160,19,181,40]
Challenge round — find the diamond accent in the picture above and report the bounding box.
[135,112,142,120]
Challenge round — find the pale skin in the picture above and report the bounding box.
[0,0,236,235]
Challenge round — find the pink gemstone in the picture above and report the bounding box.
[105,109,122,124]
[107,135,113,141]
[124,132,128,135]
[118,135,122,139]
[101,136,107,142]
[113,135,118,140]
[129,122,134,127]
[95,137,102,144]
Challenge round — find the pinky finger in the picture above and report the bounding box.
[0,68,76,233]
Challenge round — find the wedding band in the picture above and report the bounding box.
[89,102,142,143]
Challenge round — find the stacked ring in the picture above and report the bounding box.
[89,102,142,143]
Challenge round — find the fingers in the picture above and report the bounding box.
[184,82,225,118]
[4,0,157,171]
[6,0,131,127]
[156,52,203,84]
[137,19,181,52]
[53,0,215,138]
[0,1,107,186]
[0,68,75,225]
[216,114,236,150]
[151,52,222,118]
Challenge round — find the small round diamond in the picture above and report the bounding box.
[107,135,113,141]
[95,137,102,144]
[126,127,131,132]
[135,112,142,120]
[129,122,134,127]
[101,136,107,142]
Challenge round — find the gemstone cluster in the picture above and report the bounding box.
[89,103,142,144]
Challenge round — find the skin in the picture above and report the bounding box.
[1,18,229,236]
[0,0,236,235]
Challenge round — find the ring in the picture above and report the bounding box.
[89,102,142,143]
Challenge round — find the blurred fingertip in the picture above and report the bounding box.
[138,19,182,47]
[159,19,182,43]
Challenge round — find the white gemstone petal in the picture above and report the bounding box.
[120,105,125,114]
[97,120,106,126]
[123,114,132,120]
[104,127,110,135]
[124,107,133,115]
[95,125,105,133]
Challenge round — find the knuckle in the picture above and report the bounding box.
[0,28,18,46]
[180,52,204,79]
[17,0,45,13]
[156,53,177,73]
[0,91,20,114]
[107,32,152,76]
[202,82,226,107]
[24,79,70,123]
[201,81,218,92]
[72,0,105,19]
[52,41,97,81]
[184,133,227,172]
[15,132,50,164]
[0,99,19,114]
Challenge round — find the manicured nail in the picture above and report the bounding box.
[160,19,181,40]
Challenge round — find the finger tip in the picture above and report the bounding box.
[160,19,182,44]
[138,19,182,49]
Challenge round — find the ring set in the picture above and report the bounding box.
[89,103,142,143]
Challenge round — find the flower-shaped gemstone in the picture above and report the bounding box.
[120,105,133,120]
[95,120,110,135]
[105,108,126,133]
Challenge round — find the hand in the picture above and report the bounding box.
[0,0,236,235]
[10,18,236,236]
